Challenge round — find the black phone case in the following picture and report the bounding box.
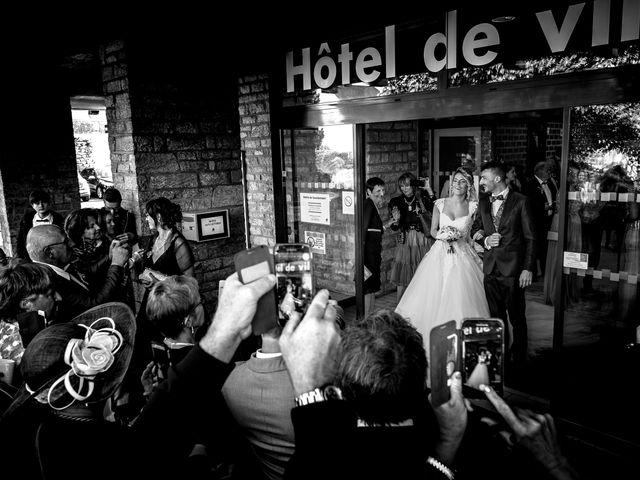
[234,245,278,335]
[429,320,459,407]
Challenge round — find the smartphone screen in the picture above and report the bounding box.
[461,318,504,398]
[429,320,458,407]
[274,243,314,324]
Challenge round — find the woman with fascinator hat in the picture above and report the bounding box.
[0,302,147,480]
[395,167,489,383]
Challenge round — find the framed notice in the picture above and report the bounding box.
[182,209,230,242]
[300,193,331,225]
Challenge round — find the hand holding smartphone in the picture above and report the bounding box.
[234,245,278,335]
[429,318,505,406]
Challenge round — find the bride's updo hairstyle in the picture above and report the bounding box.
[450,167,477,202]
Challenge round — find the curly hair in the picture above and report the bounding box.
[449,167,477,202]
[145,197,183,229]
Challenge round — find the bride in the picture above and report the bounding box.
[395,167,490,362]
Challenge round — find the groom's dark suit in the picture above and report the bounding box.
[473,188,537,364]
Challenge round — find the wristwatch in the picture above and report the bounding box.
[295,385,344,407]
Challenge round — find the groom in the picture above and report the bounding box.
[473,161,537,365]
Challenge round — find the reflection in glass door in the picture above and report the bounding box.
[282,126,356,304]
[434,128,481,198]
[555,102,640,445]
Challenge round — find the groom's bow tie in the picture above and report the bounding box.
[490,195,504,203]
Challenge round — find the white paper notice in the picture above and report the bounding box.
[300,193,331,225]
[342,191,354,215]
[563,251,588,270]
[304,231,326,254]
[201,216,225,236]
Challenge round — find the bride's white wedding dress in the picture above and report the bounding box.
[395,199,490,356]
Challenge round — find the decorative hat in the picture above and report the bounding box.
[1,302,135,419]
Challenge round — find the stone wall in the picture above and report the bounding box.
[238,74,276,247]
[101,39,246,310]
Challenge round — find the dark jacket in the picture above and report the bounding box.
[16,210,65,261]
[49,264,125,321]
[473,189,537,277]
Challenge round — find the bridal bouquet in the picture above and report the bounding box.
[436,225,462,254]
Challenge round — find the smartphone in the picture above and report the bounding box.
[150,341,170,378]
[429,320,458,407]
[461,318,505,399]
[273,243,314,325]
[419,177,430,188]
[234,245,278,335]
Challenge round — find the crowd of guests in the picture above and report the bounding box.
[0,185,585,479]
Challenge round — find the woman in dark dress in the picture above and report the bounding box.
[124,197,195,421]
[134,197,195,326]
[363,177,391,317]
[388,172,437,302]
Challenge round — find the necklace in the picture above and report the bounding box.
[404,195,416,212]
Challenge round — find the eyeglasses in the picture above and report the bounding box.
[43,237,69,252]
[186,301,204,318]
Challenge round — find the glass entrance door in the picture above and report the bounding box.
[282,125,357,307]
[554,102,640,445]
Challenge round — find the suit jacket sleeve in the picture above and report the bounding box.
[363,199,375,244]
[520,196,537,272]
[58,264,125,316]
[471,202,486,245]
[132,345,235,476]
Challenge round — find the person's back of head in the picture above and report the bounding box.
[103,188,122,204]
[337,309,427,425]
[146,275,203,340]
[145,197,183,229]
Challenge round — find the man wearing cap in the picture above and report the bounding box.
[16,189,65,261]
[102,188,138,246]
[26,224,131,321]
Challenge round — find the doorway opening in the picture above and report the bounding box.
[70,96,112,209]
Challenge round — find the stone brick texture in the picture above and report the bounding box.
[101,40,245,312]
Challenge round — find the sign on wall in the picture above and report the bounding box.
[304,230,326,255]
[342,191,354,215]
[300,192,331,225]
